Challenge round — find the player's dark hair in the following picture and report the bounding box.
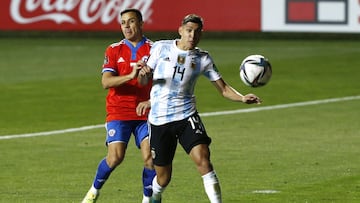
[120,8,143,22]
[182,14,203,30]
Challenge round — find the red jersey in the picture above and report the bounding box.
[102,37,152,121]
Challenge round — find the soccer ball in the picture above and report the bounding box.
[239,54,272,87]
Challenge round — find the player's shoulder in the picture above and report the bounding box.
[144,37,154,45]
[153,40,173,47]
[193,47,210,56]
[107,40,126,49]
[155,39,173,44]
[150,40,173,53]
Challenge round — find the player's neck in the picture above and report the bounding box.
[176,40,193,51]
[126,36,144,47]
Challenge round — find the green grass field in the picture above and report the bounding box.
[0,35,359,203]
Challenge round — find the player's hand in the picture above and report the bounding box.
[242,94,262,104]
[137,61,152,77]
[129,63,142,79]
[137,61,153,86]
[136,100,151,116]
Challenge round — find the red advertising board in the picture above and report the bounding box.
[0,0,261,32]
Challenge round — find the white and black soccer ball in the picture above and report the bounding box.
[239,54,272,87]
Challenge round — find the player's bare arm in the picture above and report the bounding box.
[212,79,261,104]
[101,65,141,89]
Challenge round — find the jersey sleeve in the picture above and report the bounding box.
[146,41,162,70]
[202,54,222,81]
[102,44,118,74]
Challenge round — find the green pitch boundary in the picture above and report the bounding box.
[1,95,359,140]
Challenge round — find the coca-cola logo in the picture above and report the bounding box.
[10,0,153,25]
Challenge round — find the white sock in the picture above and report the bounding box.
[152,176,165,200]
[142,194,151,203]
[90,185,99,195]
[202,171,222,203]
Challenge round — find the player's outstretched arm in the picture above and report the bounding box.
[212,78,261,104]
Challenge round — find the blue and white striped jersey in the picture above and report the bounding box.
[147,40,221,125]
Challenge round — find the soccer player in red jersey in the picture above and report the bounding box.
[82,9,155,203]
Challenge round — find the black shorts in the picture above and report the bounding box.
[149,112,212,166]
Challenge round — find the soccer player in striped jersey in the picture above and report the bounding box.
[137,14,261,203]
[82,9,155,203]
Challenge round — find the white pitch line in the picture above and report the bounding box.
[252,190,280,194]
[200,95,360,117]
[0,124,104,140]
[1,95,359,140]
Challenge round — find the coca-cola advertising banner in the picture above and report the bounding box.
[0,0,261,31]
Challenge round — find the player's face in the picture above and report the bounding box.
[120,12,143,42]
[178,22,202,50]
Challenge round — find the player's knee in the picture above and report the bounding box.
[143,159,153,169]
[196,160,213,175]
[157,174,171,187]
[141,147,153,169]
[106,154,124,168]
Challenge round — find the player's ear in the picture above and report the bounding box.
[178,26,183,35]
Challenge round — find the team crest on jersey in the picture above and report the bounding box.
[103,56,109,65]
[177,55,186,65]
[141,55,149,62]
